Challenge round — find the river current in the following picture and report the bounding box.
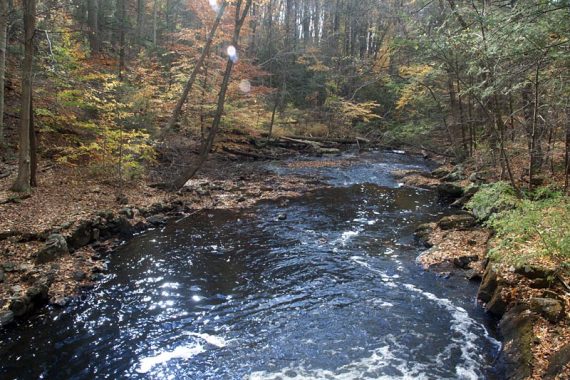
[0,151,501,379]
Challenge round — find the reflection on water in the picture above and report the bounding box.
[0,151,500,380]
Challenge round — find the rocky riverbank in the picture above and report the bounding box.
[0,156,328,328]
[396,165,570,379]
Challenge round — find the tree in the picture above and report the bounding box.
[164,1,228,133]
[87,0,99,53]
[0,0,7,147]
[171,0,253,190]
[12,0,36,192]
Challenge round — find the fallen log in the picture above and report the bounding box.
[221,146,275,160]
[285,135,370,144]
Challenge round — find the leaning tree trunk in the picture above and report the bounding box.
[0,0,7,147]
[163,1,227,134]
[12,0,35,193]
[171,0,253,190]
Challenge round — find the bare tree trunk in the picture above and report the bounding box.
[87,0,99,53]
[30,93,37,187]
[152,0,158,46]
[0,0,7,147]
[171,0,253,190]
[564,108,570,193]
[118,0,126,79]
[137,0,146,43]
[164,1,227,133]
[12,0,35,193]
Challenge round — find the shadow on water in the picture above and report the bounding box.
[0,151,501,379]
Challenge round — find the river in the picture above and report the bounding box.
[0,151,501,379]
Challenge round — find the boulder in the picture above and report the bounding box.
[529,298,564,323]
[464,269,482,281]
[147,214,168,226]
[277,213,287,221]
[453,255,479,269]
[515,265,555,281]
[437,183,464,202]
[0,310,14,327]
[414,223,435,248]
[119,208,134,219]
[545,343,570,379]
[450,185,479,209]
[497,305,536,380]
[9,297,30,317]
[486,286,508,317]
[442,169,465,182]
[35,234,69,264]
[431,167,451,179]
[478,265,499,303]
[67,221,93,250]
[437,214,477,230]
[112,216,133,237]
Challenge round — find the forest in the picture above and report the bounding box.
[0,0,570,379]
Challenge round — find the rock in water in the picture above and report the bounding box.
[277,213,287,221]
[0,310,14,327]
[437,183,464,202]
[35,234,69,264]
[414,223,435,248]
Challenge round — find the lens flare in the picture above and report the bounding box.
[208,0,220,12]
[227,45,238,63]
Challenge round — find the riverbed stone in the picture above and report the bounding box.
[0,310,14,327]
[497,305,536,380]
[529,298,564,323]
[545,343,570,379]
[35,234,69,264]
[277,213,287,221]
[437,214,477,230]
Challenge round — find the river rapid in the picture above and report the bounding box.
[0,151,501,379]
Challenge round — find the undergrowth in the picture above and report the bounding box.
[467,182,570,270]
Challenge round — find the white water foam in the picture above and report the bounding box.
[248,343,431,380]
[136,344,205,374]
[345,256,499,379]
[135,333,227,374]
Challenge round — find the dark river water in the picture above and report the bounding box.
[0,151,501,379]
